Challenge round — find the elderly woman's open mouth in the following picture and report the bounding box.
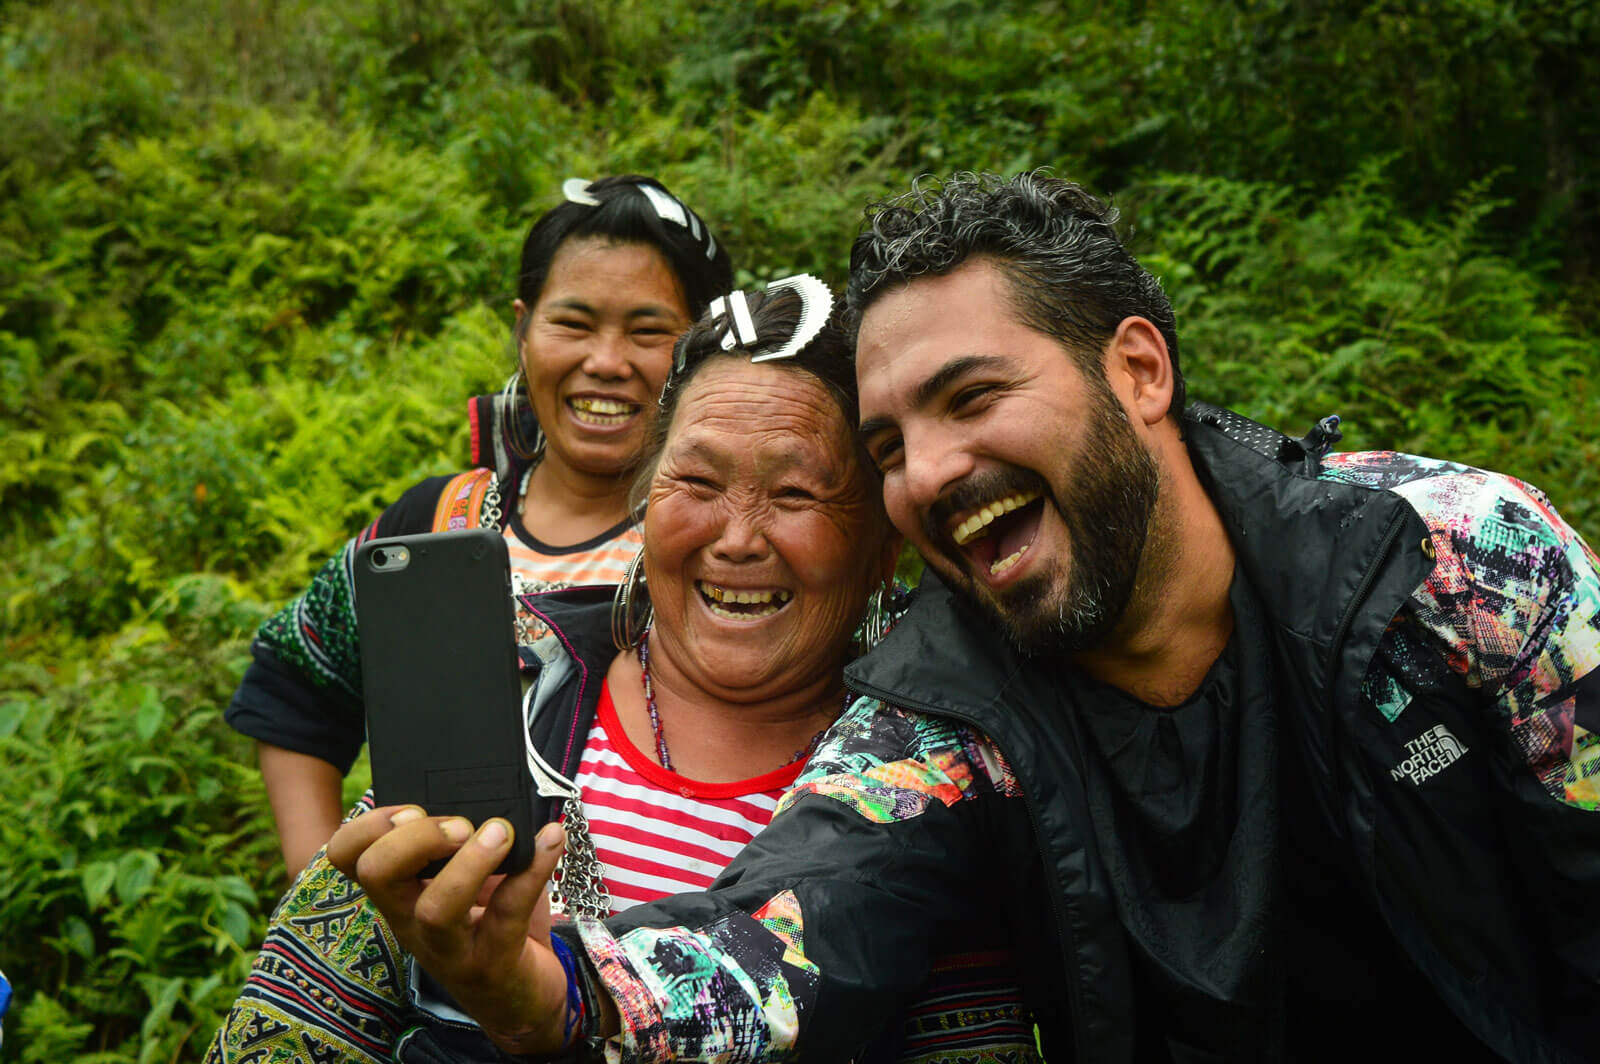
[696,580,794,619]
[568,395,643,426]
[949,489,1044,579]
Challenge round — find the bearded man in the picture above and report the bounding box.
[319,172,1598,1064]
[841,171,1598,1062]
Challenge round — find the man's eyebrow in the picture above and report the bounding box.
[858,354,1009,439]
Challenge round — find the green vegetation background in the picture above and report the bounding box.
[2,0,1595,1057]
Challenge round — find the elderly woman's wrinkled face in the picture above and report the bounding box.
[644,359,889,700]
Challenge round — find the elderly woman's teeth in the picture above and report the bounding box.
[569,397,637,425]
[698,582,793,618]
[952,490,1040,546]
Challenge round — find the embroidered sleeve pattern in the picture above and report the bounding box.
[576,894,815,1063]
[206,806,408,1063]
[1327,455,1600,809]
[253,527,375,698]
[776,697,1023,823]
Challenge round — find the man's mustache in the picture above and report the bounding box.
[923,467,1053,547]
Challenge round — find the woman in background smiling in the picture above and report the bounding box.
[225,176,732,874]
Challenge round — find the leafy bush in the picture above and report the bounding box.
[1131,160,1597,530]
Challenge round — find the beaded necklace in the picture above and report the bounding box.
[636,628,833,773]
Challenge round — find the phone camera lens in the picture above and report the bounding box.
[371,548,389,568]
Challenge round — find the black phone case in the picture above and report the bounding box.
[353,528,542,875]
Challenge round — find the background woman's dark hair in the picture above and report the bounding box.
[516,175,733,328]
[630,285,862,513]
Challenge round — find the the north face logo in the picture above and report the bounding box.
[1390,724,1469,785]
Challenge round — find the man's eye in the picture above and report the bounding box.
[778,486,816,502]
[872,439,903,473]
[952,384,994,410]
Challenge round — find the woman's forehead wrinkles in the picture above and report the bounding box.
[671,428,850,484]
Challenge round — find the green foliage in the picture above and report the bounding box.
[1,0,1595,1058]
[1132,160,1597,530]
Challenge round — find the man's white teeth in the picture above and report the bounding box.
[698,582,792,617]
[951,491,1040,546]
[569,397,637,423]
[990,543,1030,576]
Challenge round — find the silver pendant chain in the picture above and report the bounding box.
[547,797,613,919]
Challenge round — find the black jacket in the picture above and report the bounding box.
[596,405,1598,1062]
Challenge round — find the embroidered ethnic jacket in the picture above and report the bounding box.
[561,404,1599,1062]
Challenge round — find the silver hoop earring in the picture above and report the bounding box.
[611,550,653,651]
[502,369,546,462]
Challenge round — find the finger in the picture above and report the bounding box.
[411,818,517,947]
[485,823,564,949]
[357,816,475,921]
[327,804,426,876]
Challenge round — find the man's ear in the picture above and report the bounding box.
[512,298,531,334]
[1106,316,1173,427]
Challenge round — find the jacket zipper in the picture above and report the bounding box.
[842,677,1091,1064]
[1327,506,1408,674]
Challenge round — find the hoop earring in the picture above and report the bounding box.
[502,369,546,462]
[611,549,653,651]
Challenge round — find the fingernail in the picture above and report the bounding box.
[536,823,565,852]
[391,806,425,825]
[440,818,473,843]
[478,819,509,849]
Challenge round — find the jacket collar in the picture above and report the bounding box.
[515,584,619,677]
[847,403,1432,723]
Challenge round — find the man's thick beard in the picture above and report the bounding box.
[963,391,1161,658]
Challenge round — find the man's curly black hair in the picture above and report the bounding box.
[845,170,1185,418]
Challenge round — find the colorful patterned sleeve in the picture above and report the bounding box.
[206,798,411,1064]
[224,529,376,772]
[255,534,369,700]
[580,698,1024,1062]
[1376,465,1600,811]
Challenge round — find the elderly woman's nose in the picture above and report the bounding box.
[710,507,769,561]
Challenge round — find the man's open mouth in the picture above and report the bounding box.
[568,396,641,426]
[948,490,1044,577]
[696,580,793,619]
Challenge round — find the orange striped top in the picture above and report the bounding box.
[504,516,642,646]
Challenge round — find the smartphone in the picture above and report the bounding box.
[354,528,544,875]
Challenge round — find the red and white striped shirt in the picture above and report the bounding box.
[569,680,806,913]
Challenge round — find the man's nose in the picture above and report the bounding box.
[902,429,974,511]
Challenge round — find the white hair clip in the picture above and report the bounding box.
[708,290,758,350]
[566,177,720,262]
[562,177,601,206]
[636,184,719,262]
[751,273,833,363]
